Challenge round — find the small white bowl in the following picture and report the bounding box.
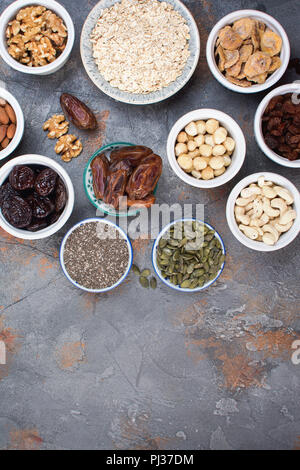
[206,9,290,94]
[0,154,74,240]
[60,218,133,293]
[254,83,300,168]
[152,218,226,292]
[0,0,75,75]
[0,86,24,160]
[167,108,246,189]
[226,172,300,252]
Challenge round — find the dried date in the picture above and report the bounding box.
[9,165,35,191]
[91,153,109,200]
[104,169,128,209]
[2,195,32,228]
[110,146,152,167]
[60,93,97,130]
[34,168,57,197]
[126,154,162,200]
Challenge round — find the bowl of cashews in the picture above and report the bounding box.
[226,172,300,251]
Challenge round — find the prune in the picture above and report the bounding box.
[0,182,16,208]
[27,194,54,219]
[55,178,67,212]
[48,211,62,225]
[104,169,128,209]
[60,93,97,130]
[9,165,35,191]
[26,218,48,232]
[126,154,162,200]
[91,153,109,200]
[2,195,32,228]
[34,168,57,197]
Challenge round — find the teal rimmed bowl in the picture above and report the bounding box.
[83,142,157,217]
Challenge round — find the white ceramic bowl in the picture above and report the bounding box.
[206,9,290,94]
[0,154,74,240]
[0,86,24,160]
[254,83,300,168]
[152,218,226,292]
[167,108,246,188]
[80,0,200,105]
[0,0,75,75]
[60,218,133,293]
[226,172,300,251]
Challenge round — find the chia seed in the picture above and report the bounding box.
[63,221,130,290]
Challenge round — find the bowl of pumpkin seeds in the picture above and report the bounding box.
[152,219,226,292]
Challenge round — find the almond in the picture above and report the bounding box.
[0,108,9,125]
[1,137,10,149]
[0,125,7,143]
[7,123,16,140]
[0,98,7,107]
[5,104,16,124]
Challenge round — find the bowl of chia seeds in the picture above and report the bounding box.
[60,218,133,293]
[152,218,226,292]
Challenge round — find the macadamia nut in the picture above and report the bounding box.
[175,117,235,180]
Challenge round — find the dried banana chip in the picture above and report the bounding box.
[232,18,254,40]
[219,26,243,50]
[215,45,226,72]
[268,55,281,73]
[226,59,242,77]
[224,49,239,68]
[248,72,268,84]
[239,44,253,62]
[236,64,246,79]
[244,51,271,78]
[251,21,260,51]
[225,74,252,87]
[260,30,282,56]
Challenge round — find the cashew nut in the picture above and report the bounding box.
[262,224,279,242]
[258,176,273,188]
[236,196,255,207]
[273,187,294,205]
[270,198,287,217]
[239,225,259,240]
[262,233,276,245]
[262,198,280,218]
[262,185,277,199]
[274,221,293,233]
[279,209,297,225]
[241,186,261,199]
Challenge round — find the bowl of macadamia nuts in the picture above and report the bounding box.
[167,109,246,188]
[0,87,24,160]
[226,172,300,251]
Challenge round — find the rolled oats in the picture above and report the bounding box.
[90,0,190,94]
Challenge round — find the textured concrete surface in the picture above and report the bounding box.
[0,0,299,451]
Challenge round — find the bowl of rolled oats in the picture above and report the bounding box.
[206,9,290,93]
[0,0,75,75]
[80,0,200,105]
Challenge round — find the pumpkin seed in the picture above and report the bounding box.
[132,264,140,276]
[141,269,151,277]
[181,280,191,288]
[150,277,157,289]
[159,238,167,249]
[139,276,149,288]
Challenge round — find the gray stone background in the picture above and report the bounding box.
[0,0,299,451]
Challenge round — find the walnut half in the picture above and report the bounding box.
[43,114,69,139]
[55,135,83,162]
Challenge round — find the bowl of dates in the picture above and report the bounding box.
[84,142,162,217]
[0,86,24,160]
[0,154,74,239]
[254,83,300,168]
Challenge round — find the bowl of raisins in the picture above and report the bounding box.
[0,154,74,239]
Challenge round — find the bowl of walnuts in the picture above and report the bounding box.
[0,0,75,75]
[167,109,246,188]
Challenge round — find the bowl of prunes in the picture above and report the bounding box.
[0,154,74,239]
